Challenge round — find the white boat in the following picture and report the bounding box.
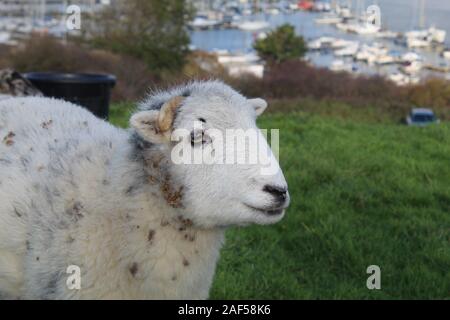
[335,21,380,35]
[405,29,428,39]
[331,38,356,49]
[237,21,270,31]
[376,30,400,39]
[217,53,260,64]
[227,64,264,78]
[288,3,299,11]
[442,50,450,60]
[242,8,253,16]
[405,28,446,48]
[215,52,264,78]
[407,27,447,43]
[355,44,390,65]
[388,73,407,86]
[211,49,228,55]
[334,43,359,57]
[315,15,342,25]
[406,36,431,48]
[335,22,352,32]
[375,54,396,65]
[336,5,352,19]
[401,52,422,63]
[266,8,280,15]
[357,43,387,55]
[409,75,421,85]
[307,36,336,50]
[323,3,331,12]
[330,59,353,72]
[308,39,323,50]
[308,39,325,50]
[313,2,331,12]
[388,73,420,86]
[401,61,423,74]
[335,22,354,32]
[351,23,381,35]
[256,32,267,40]
[313,2,326,12]
[16,23,33,34]
[189,16,220,29]
[0,31,11,44]
[355,50,374,62]
[429,27,446,43]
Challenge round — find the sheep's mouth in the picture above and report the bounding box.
[244,204,284,216]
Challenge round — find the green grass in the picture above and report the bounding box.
[109,102,135,128]
[110,102,450,299]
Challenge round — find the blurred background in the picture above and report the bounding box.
[0,0,448,299]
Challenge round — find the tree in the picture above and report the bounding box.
[85,0,193,73]
[253,24,307,64]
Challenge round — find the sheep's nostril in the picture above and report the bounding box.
[263,184,288,202]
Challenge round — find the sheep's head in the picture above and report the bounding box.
[130,81,289,228]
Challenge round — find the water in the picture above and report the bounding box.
[190,0,450,79]
[373,0,450,35]
[191,0,450,51]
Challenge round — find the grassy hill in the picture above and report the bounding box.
[109,102,450,299]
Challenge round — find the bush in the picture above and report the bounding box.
[253,24,307,64]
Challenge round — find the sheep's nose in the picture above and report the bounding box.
[263,184,288,204]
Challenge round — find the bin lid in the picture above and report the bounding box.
[24,72,116,86]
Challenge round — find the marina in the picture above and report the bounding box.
[189,0,450,85]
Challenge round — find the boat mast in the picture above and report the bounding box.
[40,0,46,21]
[419,0,426,29]
[331,0,336,11]
[357,0,363,17]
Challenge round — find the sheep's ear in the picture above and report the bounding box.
[130,96,185,144]
[130,110,167,143]
[249,98,268,116]
[158,96,184,132]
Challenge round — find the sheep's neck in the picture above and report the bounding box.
[108,143,225,298]
[116,190,225,299]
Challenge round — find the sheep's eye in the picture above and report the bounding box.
[191,130,203,147]
[190,130,211,147]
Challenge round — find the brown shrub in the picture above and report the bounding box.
[0,45,13,69]
[263,60,405,102]
[228,59,418,119]
[408,78,450,120]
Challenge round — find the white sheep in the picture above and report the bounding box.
[0,80,289,299]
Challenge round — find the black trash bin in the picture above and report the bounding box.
[24,72,116,119]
